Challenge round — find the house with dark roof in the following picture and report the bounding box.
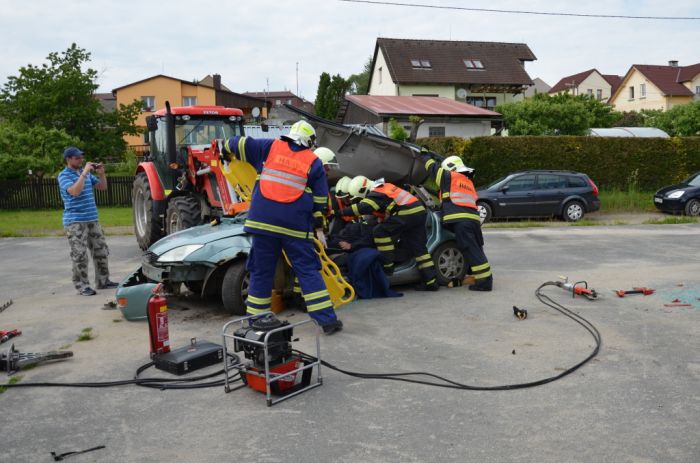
[549,69,623,103]
[341,95,501,138]
[609,61,700,111]
[367,38,536,111]
[112,74,268,146]
[242,90,315,123]
[523,78,551,98]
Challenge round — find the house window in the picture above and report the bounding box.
[141,96,155,112]
[410,59,431,69]
[287,99,293,105]
[275,99,281,106]
[587,89,593,97]
[596,89,603,100]
[428,126,446,137]
[696,86,700,95]
[464,59,484,70]
[182,96,197,106]
[629,86,634,99]
[467,96,497,110]
[640,83,646,98]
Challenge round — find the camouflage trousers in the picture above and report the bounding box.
[65,221,111,291]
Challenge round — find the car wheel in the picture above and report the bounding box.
[432,241,466,285]
[563,200,585,222]
[221,260,249,315]
[132,172,164,250]
[165,195,202,235]
[684,198,700,216]
[477,202,492,224]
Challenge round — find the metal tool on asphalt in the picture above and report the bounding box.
[512,306,528,320]
[0,329,21,344]
[0,299,13,314]
[556,276,598,300]
[663,298,692,308]
[615,287,655,298]
[222,312,322,406]
[1,344,73,375]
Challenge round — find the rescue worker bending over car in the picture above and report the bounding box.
[339,176,439,291]
[221,121,343,334]
[422,153,493,291]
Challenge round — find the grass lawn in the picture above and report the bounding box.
[598,189,656,213]
[0,207,133,237]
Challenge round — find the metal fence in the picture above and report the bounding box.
[0,176,134,210]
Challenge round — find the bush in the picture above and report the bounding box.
[415,135,700,190]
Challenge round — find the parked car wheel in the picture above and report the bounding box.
[165,195,201,235]
[563,200,585,222]
[221,260,249,315]
[477,201,492,224]
[684,198,700,216]
[132,172,164,250]
[432,241,466,285]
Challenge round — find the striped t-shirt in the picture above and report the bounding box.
[58,167,100,226]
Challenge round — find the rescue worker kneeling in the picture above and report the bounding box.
[221,121,343,334]
[422,153,492,291]
[339,176,439,291]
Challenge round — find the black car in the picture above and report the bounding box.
[476,170,601,223]
[653,171,700,216]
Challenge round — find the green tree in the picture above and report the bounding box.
[314,73,350,120]
[388,118,408,141]
[314,72,331,119]
[643,101,700,136]
[496,93,620,136]
[347,56,372,95]
[0,43,141,178]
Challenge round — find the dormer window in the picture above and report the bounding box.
[464,59,484,70]
[411,59,432,69]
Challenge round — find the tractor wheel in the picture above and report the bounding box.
[133,172,164,250]
[165,196,202,235]
[221,260,249,315]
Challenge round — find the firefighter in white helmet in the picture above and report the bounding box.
[421,152,492,290]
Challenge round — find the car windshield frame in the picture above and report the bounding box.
[685,172,700,187]
[174,116,243,146]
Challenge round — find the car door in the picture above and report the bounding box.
[535,174,568,215]
[497,174,538,217]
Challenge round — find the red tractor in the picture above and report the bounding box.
[133,102,249,250]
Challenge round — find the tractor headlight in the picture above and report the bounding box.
[667,190,685,199]
[157,244,204,262]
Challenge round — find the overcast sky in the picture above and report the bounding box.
[2,0,699,103]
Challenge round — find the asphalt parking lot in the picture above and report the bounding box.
[1,224,699,462]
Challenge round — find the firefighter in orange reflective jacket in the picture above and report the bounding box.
[340,176,439,291]
[423,154,492,291]
[221,121,343,334]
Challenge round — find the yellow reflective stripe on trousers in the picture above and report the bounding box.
[313,196,327,204]
[397,205,425,216]
[374,236,393,244]
[415,253,432,262]
[245,220,310,239]
[238,137,247,162]
[306,300,334,312]
[418,261,435,269]
[303,289,329,301]
[443,212,481,222]
[247,295,272,304]
[246,307,268,315]
[471,262,490,272]
[474,269,492,279]
[377,245,394,251]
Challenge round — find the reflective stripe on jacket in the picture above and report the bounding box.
[373,182,423,216]
[259,140,317,203]
[441,172,478,208]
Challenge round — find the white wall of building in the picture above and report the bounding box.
[369,50,398,95]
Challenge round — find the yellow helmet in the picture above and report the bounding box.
[282,120,316,148]
[313,147,338,168]
[348,175,373,198]
[335,176,352,198]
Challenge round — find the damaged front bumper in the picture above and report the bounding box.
[116,268,156,321]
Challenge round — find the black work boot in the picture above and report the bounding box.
[322,320,343,335]
[415,281,439,291]
[469,276,493,292]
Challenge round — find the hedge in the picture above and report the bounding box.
[415,136,700,190]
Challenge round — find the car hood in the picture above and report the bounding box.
[148,217,248,256]
[655,182,698,196]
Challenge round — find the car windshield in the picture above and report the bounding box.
[175,117,242,146]
[685,172,700,187]
[485,175,510,190]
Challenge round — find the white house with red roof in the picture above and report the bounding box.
[549,69,623,103]
[340,95,501,138]
[609,61,700,111]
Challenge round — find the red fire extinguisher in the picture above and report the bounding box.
[147,283,170,358]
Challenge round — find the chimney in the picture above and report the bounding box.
[213,74,222,90]
[668,60,679,67]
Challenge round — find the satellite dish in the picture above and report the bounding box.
[456,88,468,99]
[251,107,261,118]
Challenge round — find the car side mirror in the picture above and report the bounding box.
[499,185,509,193]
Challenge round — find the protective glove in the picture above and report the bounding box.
[315,229,328,248]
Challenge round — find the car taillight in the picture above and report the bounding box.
[588,178,599,197]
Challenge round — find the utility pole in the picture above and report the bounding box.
[296,62,299,97]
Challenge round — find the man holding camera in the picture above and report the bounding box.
[58,146,118,296]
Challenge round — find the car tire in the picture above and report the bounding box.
[132,172,164,250]
[221,260,249,315]
[563,200,585,222]
[432,241,466,285]
[165,195,201,235]
[684,198,700,216]
[477,201,492,224]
